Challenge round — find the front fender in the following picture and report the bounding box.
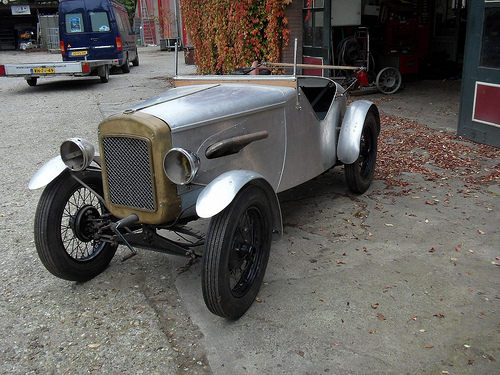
[196,170,282,242]
[337,100,380,165]
[28,154,102,190]
[28,156,67,190]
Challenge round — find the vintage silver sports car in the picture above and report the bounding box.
[29,64,380,319]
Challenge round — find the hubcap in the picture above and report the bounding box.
[71,205,100,242]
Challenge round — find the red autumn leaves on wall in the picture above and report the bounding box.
[180,0,291,74]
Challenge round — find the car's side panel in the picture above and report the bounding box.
[142,84,291,191]
[276,87,344,192]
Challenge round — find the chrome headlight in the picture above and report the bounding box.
[60,138,95,171]
[163,148,200,185]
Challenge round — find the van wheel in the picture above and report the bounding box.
[132,50,139,66]
[122,54,130,73]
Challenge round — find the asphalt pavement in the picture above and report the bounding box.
[1,47,498,375]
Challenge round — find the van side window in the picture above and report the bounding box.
[65,13,84,33]
[90,11,110,32]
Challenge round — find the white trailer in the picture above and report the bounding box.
[0,59,118,86]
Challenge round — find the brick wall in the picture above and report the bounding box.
[281,1,303,64]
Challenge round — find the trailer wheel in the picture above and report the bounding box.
[26,77,38,86]
[99,65,109,83]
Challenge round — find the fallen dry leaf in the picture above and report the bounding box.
[88,343,101,349]
[424,345,434,349]
[377,313,386,321]
[477,229,486,235]
[434,313,445,318]
[371,303,379,309]
[369,330,376,334]
[429,247,436,253]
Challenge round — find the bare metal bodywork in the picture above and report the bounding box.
[29,72,380,319]
[30,74,379,230]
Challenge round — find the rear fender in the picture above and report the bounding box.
[196,170,282,242]
[337,100,380,165]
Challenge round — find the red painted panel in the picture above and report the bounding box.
[473,82,500,127]
[303,56,322,76]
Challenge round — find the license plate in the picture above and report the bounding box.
[70,51,88,56]
[31,68,55,74]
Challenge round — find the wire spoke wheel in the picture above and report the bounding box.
[62,187,107,261]
[34,170,116,281]
[376,67,402,94]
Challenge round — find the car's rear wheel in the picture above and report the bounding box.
[202,185,272,319]
[132,49,139,66]
[345,111,378,194]
[34,170,116,281]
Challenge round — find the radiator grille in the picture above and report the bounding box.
[101,136,156,211]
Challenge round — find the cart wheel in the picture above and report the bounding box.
[202,184,272,320]
[26,77,38,86]
[376,67,401,94]
[99,65,109,83]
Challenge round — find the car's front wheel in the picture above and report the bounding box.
[202,185,272,319]
[345,111,378,194]
[34,170,117,281]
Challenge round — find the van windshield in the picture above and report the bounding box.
[66,13,84,33]
[90,11,110,32]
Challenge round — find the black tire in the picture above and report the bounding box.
[345,111,378,194]
[34,169,117,282]
[26,77,37,86]
[131,49,139,66]
[99,65,109,83]
[122,54,130,73]
[202,185,272,319]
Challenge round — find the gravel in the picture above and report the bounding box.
[0,47,210,375]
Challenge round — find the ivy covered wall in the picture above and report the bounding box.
[180,0,292,74]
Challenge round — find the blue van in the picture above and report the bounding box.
[59,0,139,73]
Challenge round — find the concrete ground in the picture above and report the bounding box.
[1,47,498,375]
